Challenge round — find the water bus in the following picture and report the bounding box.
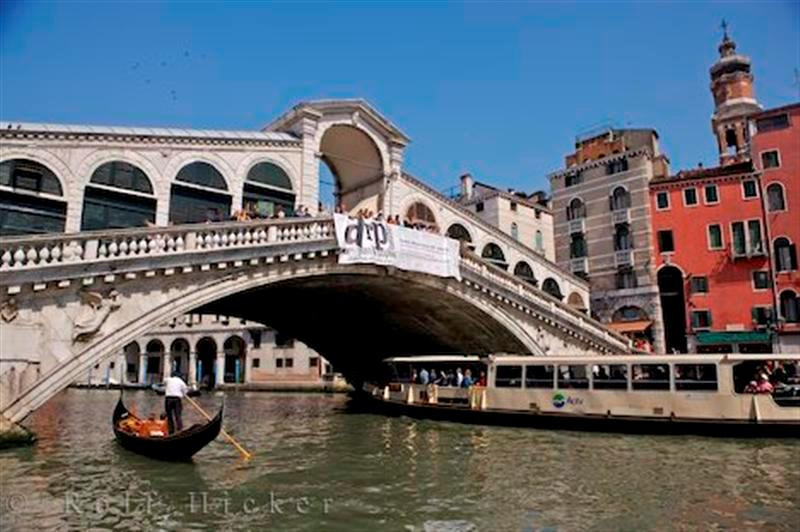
[363,354,800,437]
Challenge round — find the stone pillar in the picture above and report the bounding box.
[215,353,225,386]
[163,352,172,380]
[242,353,250,384]
[138,353,147,385]
[117,354,127,385]
[188,351,197,386]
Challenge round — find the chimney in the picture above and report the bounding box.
[460,173,474,200]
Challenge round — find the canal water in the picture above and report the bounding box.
[0,389,798,531]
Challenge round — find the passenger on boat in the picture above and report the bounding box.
[477,371,487,387]
[455,368,464,387]
[744,373,774,394]
[419,368,430,385]
[461,369,473,388]
[410,369,418,384]
[429,369,438,385]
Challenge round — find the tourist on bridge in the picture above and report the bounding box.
[164,373,189,434]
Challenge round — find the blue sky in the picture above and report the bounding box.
[1,1,798,196]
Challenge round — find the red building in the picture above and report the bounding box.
[750,103,800,353]
[650,163,773,353]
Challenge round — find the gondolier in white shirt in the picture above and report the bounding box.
[164,373,189,434]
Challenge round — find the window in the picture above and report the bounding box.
[752,271,770,290]
[748,220,764,254]
[631,364,670,390]
[774,238,798,272]
[780,291,799,323]
[252,358,261,368]
[614,225,633,251]
[766,184,786,211]
[593,364,628,390]
[657,230,674,253]
[566,198,586,220]
[691,310,712,330]
[610,186,630,211]
[690,276,708,294]
[525,365,554,388]
[731,222,746,255]
[707,224,724,249]
[674,364,717,391]
[249,329,262,348]
[565,171,583,187]
[752,306,773,327]
[475,201,484,213]
[285,358,294,368]
[704,185,719,204]
[742,180,758,199]
[511,222,519,241]
[276,358,284,368]
[510,201,518,212]
[309,357,319,367]
[275,331,295,348]
[570,234,587,258]
[683,188,698,206]
[616,269,638,289]
[755,114,789,132]
[656,191,669,210]
[535,230,543,253]
[557,365,589,389]
[495,366,522,388]
[761,150,780,169]
[606,159,629,175]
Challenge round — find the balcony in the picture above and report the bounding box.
[570,257,588,275]
[614,249,634,268]
[611,208,630,225]
[731,243,767,260]
[568,218,585,234]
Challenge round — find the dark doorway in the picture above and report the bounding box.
[658,266,687,353]
[196,337,217,389]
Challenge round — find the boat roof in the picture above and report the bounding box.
[383,355,483,364]
[488,354,800,365]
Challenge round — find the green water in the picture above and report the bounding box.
[0,389,798,531]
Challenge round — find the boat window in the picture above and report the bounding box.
[525,365,554,389]
[495,366,522,388]
[557,365,589,389]
[732,360,800,407]
[631,364,670,390]
[674,364,718,391]
[592,364,628,390]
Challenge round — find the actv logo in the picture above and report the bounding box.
[344,219,392,251]
[552,392,583,409]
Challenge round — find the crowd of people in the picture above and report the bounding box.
[743,360,799,394]
[229,203,317,222]
[340,207,441,234]
[408,367,487,388]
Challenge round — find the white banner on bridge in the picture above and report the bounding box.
[333,214,461,280]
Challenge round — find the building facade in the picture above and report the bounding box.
[750,103,800,353]
[79,314,334,389]
[549,129,671,352]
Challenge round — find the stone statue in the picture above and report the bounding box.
[73,289,121,342]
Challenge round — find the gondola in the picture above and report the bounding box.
[112,396,222,461]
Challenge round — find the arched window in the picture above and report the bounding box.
[774,237,797,272]
[481,242,507,270]
[542,278,563,300]
[614,224,633,251]
[766,183,786,212]
[170,162,231,224]
[567,292,587,311]
[223,335,246,383]
[610,186,630,211]
[511,222,519,241]
[0,159,66,235]
[243,162,295,217]
[405,201,437,230]
[81,161,156,230]
[612,306,648,322]
[570,233,587,258]
[535,230,543,253]
[513,261,537,285]
[446,223,472,243]
[779,291,799,323]
[566,198,585,220]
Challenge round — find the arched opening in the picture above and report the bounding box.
[566,198,585,220]
[319,125,384,213]
[81,161,156,230]
[567,292,587,313]
[614,224,633,251]
[144,339,165,385]
[243,162,295,218]
[780,290,799,323]
[169,162,231,224]
[481,242,508,270]
[658,266,687,353]
[446,223,472,243]
[0,159,67,235]
[196,337,218,389]
[774,237,797,272]
[610,305,653,351]
[405,201,438,231]
[610,186,630,211]
[513,261,537,286]
[542,278,563,301]
[766,183,786,212]
[223,335,246,383]
[123,341,140,383]
[169,338,190,377]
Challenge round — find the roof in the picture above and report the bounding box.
[488,353,800,364]
[0,121,298,142]
[651,161,755,186]
[607,320,652,334]
[750,102,800,119]
[460,179,550,212]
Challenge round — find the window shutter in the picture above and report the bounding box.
[691,312,698,328]
[751,307,759,323]
[791,244,798,270]
[707,311,712,327]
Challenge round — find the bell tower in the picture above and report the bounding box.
[709,21,761,166]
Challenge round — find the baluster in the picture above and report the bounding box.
[1,250,12,268]
[98,242,108,258]
[39,246,51,263]
[51,245,62,263]
[175,236,185,251]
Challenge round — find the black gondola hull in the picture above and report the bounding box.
[112,397,222,461]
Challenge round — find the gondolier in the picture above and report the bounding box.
[164,373,189,434]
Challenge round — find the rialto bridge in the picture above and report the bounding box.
[0,100,629,424]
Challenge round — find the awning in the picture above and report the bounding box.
[695,331,771,345]
[608,320,652,334]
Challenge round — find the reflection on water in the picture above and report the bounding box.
[1,389,798,530]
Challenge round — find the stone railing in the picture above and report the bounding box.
[0,217,336,272]
[459,252,629,351]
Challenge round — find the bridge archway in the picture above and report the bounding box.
[319,124,385,213]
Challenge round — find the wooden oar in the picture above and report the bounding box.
[185,395,253,461]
